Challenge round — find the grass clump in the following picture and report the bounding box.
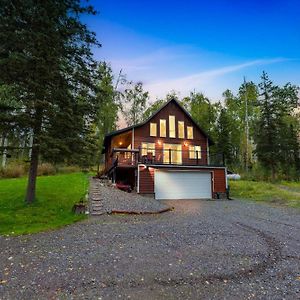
[0,172,89,235]
[230,180,300,208]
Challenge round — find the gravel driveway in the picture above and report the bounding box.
[0,199,299,299]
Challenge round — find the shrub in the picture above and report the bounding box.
[37,163,56,176]
[0,163,26,178]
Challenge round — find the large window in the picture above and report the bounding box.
[178,121,185,138]
[189,145,201,159]
[160,119,166,137]
[163,143,182,164]
[150,123,157,137]
[187,126,193,139]
[169,115,175,138]
[141,142,155,156]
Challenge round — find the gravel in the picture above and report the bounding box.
[0,199,299,299]
[90,178,171,214]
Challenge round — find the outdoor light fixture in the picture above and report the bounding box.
[119,141,123,146]
[184,141,188,147]
[157,140,162,145]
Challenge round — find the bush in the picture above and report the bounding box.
[37,163,56,176]
[0,163,26,178]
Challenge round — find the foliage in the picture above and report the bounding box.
[143,99,166,120]
[255,72,299,179]
[0,173,88,235]
[0,0,99,202]
[122,82,149,126]
[92,62,119,167]
[230,180,300,208]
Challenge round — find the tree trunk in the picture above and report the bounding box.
[25,108,43,204]
[25,141,39,203]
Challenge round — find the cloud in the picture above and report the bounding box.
[144,58,288,100]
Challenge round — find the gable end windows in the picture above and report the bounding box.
[187,126,193,139]
[178,121,184,138]
[150,123,157,137]
[160,119,166,137]
[169,115,175,138]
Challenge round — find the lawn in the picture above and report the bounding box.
[0,173,89,236]
[229,180,300,208]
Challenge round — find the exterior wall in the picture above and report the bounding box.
[134,101,208,165]
[138,166,227,199]
[139,166,155,194]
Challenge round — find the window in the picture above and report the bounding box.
[141,142,155,156]
[163,143,182,164]
[150,123,157,137]
[189,145,201,159]
[178,121,185,138]
[187,126,193,139]
[160,119,166,137]
[169,115,175,138]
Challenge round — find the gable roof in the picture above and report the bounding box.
[103,98,214,148]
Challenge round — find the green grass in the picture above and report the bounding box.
[0,173,89,236]
[230,180,300,208]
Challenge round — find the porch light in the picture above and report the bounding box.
[157,140,162,145]
[119,141,123,146]
[184,141,188,147]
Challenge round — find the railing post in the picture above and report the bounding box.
[196,150,199,165]
[138,146,141,163]
[169,149,171,164]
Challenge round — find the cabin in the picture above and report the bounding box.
[102,99,227,200]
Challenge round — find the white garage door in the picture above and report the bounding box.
[154,170,212,200]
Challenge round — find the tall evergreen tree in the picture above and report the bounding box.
[0,0,99,203]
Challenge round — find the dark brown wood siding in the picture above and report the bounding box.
[212,168,226,193]
[139,166,155,193]
[134,101,208,165]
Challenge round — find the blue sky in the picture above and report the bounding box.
[84,0,300,101]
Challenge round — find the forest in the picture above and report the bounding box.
[0,0,299,204]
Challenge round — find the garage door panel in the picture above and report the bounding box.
[155,171,212,200]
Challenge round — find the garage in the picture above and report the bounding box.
[154,170,212,200]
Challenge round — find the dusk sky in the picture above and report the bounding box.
[84,0,300,102]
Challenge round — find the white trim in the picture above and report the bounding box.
[137,164,140,193]
[225,167,228,189]
[144,164,226,169]
[207,138,210,164]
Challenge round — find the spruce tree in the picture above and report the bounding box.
[0,0,99,203]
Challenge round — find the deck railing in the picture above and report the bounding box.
[110,147,224,167]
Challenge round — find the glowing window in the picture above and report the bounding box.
[189,145,201,159]
[160,119,166,137]
[163,143,182,164]
[169,115,175,138]
[187,126,193,139]
[141,143,155,156]
[150,123,157,137]
[178,121,185,139]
